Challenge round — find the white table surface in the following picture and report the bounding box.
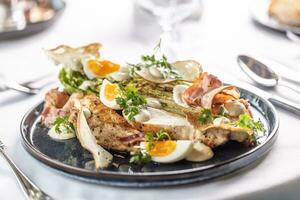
[0,0,300,199]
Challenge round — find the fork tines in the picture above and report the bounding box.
[0,140,4,149]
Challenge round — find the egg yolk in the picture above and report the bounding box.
[149,141,177,157]
[88,60,120,77]
[104,83,120,101]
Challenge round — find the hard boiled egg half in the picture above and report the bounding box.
[82,57,120,79]
[99,79,121,110]
[142,140,193,163]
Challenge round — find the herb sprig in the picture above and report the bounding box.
[127,40,179,79]
[145,129,171,151]
[198,108,214,124]
[218,106,229,117]
[115,84,147,121]
[129,151,151,165]
[234,114,265,132]
[52,116,75,134]
[129,130,171,165]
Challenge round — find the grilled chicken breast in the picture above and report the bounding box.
[42,89,142,152]
[69,94,142,152]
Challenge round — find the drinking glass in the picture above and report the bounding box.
[136,0,201,58]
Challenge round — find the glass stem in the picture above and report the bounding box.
[158,18,177,59]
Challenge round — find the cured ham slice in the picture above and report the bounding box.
[182,72,222,105]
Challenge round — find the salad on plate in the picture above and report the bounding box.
[41,42,265,169]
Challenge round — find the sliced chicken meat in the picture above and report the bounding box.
[69,94,143,152]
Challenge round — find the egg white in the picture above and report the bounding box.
[142,140,193,163]
[99,79,121,110]
[81,57,99,80]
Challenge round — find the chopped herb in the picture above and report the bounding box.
[144,129,171,151]
[218,106,229,117]
[52,116,75,134]
[249,134,259,145]
[144,132,154,143]
[115,84,147,121]
[155,129,171,140]
[129,150,151,165]
[235,114,265,132]
[199,109,214,124]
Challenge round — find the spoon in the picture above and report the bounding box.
[237,55,300,94]
[286,31,300,44]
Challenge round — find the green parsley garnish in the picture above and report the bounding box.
[52,116,75,134]
[234,114,265,132]
[130,130,171,164]
[198,108,214,124]
[115,84,147,121]
[129,150,151,165]
[218,106,229,117]
[144,129,171,151]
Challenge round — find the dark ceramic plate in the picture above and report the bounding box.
[20,86,279,187]
[0,0,65,40]
[251,0,300,35]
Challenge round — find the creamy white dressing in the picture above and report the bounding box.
[133,109,151,122]
[109,66,130,81]
[79,80,95,90]
[48,125,76,140]
[185,142,214,162]
[146,97,162,109]
[213,117,230,125]
[224,100,246,117]
[135,60,202,83]
[148,66,164,78]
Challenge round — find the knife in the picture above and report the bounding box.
[232,80,300,116]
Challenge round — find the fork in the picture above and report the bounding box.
[0,140,54,200]
[0,81,40,95]
[0,74,55,95]
[286,31,300,44]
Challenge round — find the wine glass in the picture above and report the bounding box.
[135,0,201,59]
[0,0,26,31]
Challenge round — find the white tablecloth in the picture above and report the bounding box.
[0,0,300,199]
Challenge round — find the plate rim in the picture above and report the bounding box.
[251,0,300,35]
[20,86,279,179]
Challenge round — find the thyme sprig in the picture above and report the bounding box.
[127,41,179,79]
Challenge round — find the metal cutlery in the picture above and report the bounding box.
[0,80,40,95]
[237,55,300,94]
[236,55,300,115]
[0,74,55,95]
[286,31,300,44]
[0,139,54,200]
[233,80,300,116]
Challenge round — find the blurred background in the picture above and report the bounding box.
[1,0,299,105]
[1,0,300,199]
[0,0,299,79]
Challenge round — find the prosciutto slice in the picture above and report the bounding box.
[41,88,70,126]
[182,72,222,106]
